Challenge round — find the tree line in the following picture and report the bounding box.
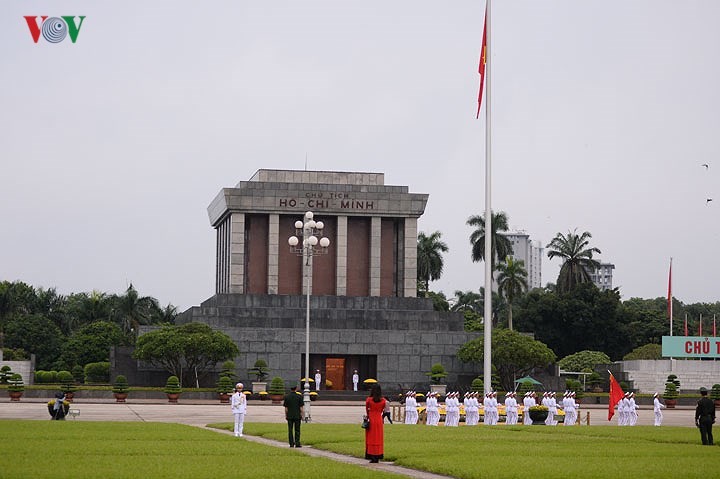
[0,281,176,371]
[417,210,720,362]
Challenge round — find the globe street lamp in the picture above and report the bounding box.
[288,211,330,422]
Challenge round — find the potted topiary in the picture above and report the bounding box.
[248,359,270,393]
[8,373,24,401]
[112,375,130,403]
[664,381,678,408]
[164,375,182,403]
[268,376,285,404]
[216,375,234,404]
[711,384,720,408]
[426,363,448,396]
[58,370,77,402]
[470,377,484,393]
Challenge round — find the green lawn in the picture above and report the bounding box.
[213,422,720,479]
[3,421,402,479]
[7,420,719,479]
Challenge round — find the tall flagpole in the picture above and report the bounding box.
[668,258,673,336]
[483,0,493,395]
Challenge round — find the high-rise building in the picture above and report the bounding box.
[502,232,544,290]
[588,262,615,291]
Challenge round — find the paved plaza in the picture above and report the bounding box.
[0,397,698,427]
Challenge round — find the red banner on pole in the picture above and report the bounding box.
[608,373,625,421]
[476,11,487,119]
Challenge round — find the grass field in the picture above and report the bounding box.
[3,421,402,479]
[213,421,720,479]
[6,420,719,479]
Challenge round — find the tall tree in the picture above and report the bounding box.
[457,328,556,391]
[112,284,160,337]
[546,229,601,293]
[467,211,513,275]
[133,323,239,386]
[451,290,483,314]
[496,256,528,331]
[416,231,449,296]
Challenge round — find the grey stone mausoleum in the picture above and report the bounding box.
[175,170,480,390]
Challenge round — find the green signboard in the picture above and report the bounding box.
[662,336,720,358]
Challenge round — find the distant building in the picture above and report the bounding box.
[588,262,615,291]
[502,232,544,290]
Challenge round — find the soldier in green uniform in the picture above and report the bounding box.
[283,385,304,448]
[695,387,715,446]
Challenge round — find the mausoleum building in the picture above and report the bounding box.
[175,170,480,390]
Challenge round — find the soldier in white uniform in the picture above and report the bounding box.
[472,392,481,425]
[231,382,247,437]
[618,392,629,426]
[446,392,459,427]
[482,392,491,425]
[563,392,576,426]
[653,392,665,426]
[489,391,499,425]
[628,392,639,426]
[352,370,359,391]
[522,392,534,425]
[426,391,439,426]
[504,392,514,425]
[547,392,558,426]
[404,391,418,424]
[314,370,322,391]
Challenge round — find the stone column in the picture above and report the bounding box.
[267,214,279,294]
[229,213,245,294]
[403,217,418,298]
[369,216,381,296]
[336,215,348,296]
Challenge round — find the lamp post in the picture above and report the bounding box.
[288,211,330,422]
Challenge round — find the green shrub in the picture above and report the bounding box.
[35,370,57,383]
[667,374,681,390]
[58,370,77,393]
[71,365,85,384]
[112,375,129,394]
[220,360,238,381]
[470,377,484,392]
[711,384,720,401]
[268,376,285,395]
[664,381,678,399]
[0,365,12,384]
[623,343,662,360]
[558,350,611,372]
[164,376,182,394]
[217,375,234,394]
[84,362,110,383]
[8,373,24,392]
[566,379,582,393]
[425,363,448,384]
[248,359,270,382]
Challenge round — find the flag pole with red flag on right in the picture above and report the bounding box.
[608,371,625,421]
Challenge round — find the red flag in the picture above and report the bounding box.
[684,315,688,336]
[699,316,703,336]
[476,10,487,119]
[608,373,625,421]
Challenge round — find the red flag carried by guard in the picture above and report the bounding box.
[476,10,487,119]
[608,372,625,421]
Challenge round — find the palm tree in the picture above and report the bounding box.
[417,231,449,297]
[546,229,601,293]
[451,290,483,314]
[496,256,528,330]
[112,284,159,337]
[467,211,513,275]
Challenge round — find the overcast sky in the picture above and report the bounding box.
[2,1,719,311]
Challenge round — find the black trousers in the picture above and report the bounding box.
[699,417,714,445]
[287,418,301,446]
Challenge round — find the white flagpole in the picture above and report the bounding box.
[483,0,493,395]
[669,257,673,337]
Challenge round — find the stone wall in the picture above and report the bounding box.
[619,359,720,393]
[172,294,481,391]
